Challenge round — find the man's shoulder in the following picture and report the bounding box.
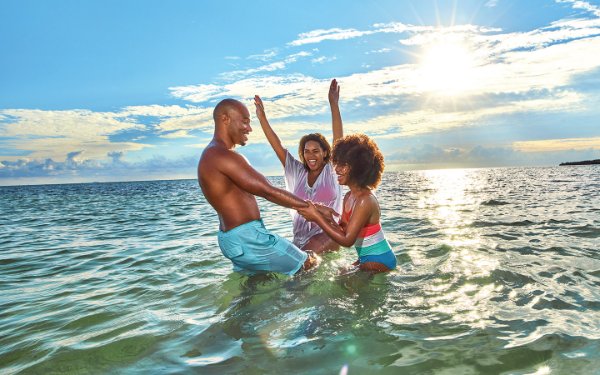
[201,143,238,161]
[200,144,246,174]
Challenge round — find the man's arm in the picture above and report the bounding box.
[254,95,287,167]
[219,148,307,209]
[329,79,343,143]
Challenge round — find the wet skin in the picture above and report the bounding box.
[198,100,317,271]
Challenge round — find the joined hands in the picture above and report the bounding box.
[298,201,339,223]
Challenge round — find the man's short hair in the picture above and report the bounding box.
[213,98,243,122]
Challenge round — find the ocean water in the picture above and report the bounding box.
[1,166,599,374]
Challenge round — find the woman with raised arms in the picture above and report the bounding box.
[254,79,344,253]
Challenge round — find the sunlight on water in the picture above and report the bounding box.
[418,169,478,214]
[531,365,552,375]
[411,169,501,329]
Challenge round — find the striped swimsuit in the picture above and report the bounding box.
[342,206,397,270]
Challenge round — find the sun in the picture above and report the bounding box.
[416,41,478,96]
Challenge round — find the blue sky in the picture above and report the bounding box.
[1,0,600,185]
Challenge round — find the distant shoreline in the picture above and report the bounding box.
[559,159,600,166]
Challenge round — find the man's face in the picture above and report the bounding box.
[227,104,252,146]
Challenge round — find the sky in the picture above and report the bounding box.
[1,0,600,185]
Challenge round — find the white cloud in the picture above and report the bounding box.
[0,105,216,162]
[172,24,600,113]
[335,34,600,99]
[221,61,287,80]
[168,84,224,103]
[0,109,138,138]
[385,143,600,168]
[217,51,313,81]
[119,105,214,134]
[340,90,583,139]
[170,74,327,118]
[156,112,213,132]
[247,49,278,61]
[168,0,600,130]
[366,48,391,55]
[311,56,336,64]
[289,51,313,59]
[398,24,502,46]
[160,130,195,139]
[121,104,206,118]
[513,137,600,152]
[0,109,149,161]
[287,23,498,47]
[0,152,199,183]
[397,21,600,58]
[556,0,600,17]
[289,28,376,46]
[161,21,600,163]
[2,136,147,163]
[167,26,598,139]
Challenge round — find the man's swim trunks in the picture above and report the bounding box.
[217,219,308,276]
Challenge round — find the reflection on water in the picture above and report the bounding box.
[410,169,499,329]
[1,167,600,374]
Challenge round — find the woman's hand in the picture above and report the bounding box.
[297,201,322,222]
[328,79,339,105]
[254,95,267,121]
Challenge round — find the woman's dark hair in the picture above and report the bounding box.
[298,133,332,170]
[332,133,384,189]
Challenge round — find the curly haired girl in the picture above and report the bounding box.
[298,134,396,273]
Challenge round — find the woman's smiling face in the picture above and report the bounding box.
[334,163,350,185]
[303,140,327,172]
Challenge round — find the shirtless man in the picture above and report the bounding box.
[198,98,318,275]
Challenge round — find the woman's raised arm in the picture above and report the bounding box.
[254,95,287,167]
[329,79,343,143]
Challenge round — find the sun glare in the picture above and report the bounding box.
[417,41,477,96]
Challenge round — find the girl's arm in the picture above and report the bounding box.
[254,95,287,167]
[299,196,372,247]
[329,79,343,143]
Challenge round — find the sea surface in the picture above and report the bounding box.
[1,166,599,374]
